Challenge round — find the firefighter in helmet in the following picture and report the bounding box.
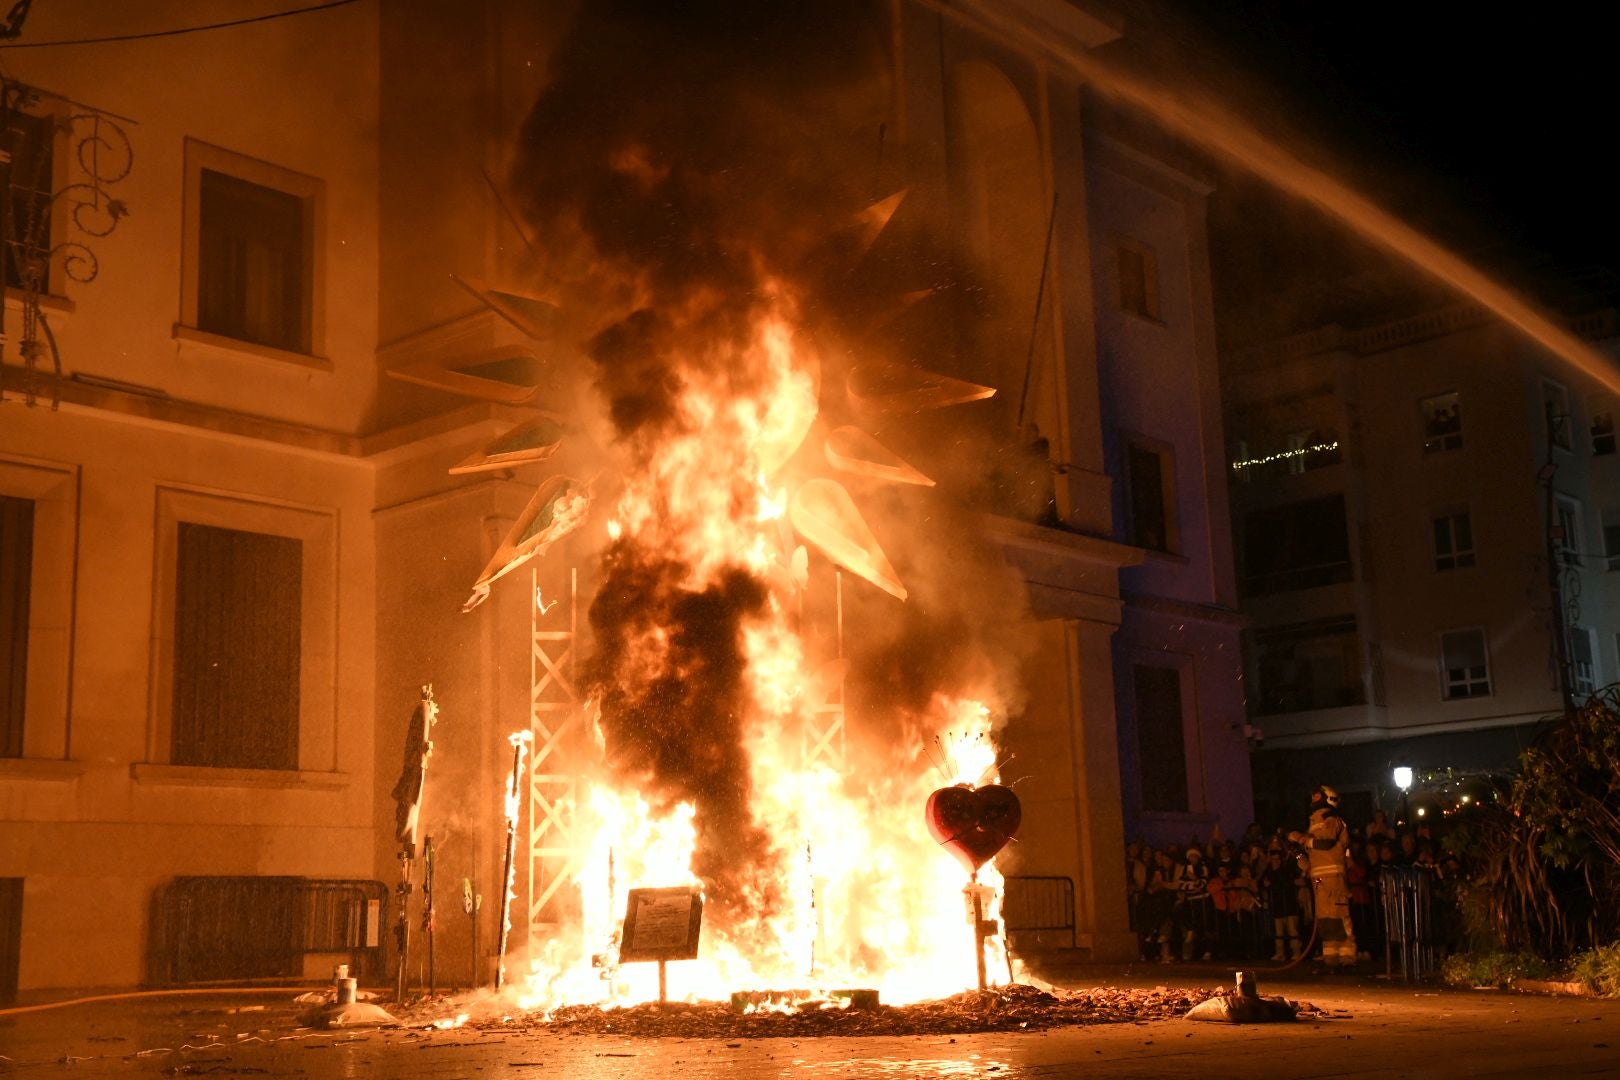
[1288,784,1357,969]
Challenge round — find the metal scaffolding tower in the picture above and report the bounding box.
[527,565,581,931]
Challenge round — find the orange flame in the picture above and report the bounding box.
[515,301,1011,1011]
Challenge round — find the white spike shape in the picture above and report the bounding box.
[789,478,906,601]
[825,425,935,486]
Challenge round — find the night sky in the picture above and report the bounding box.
[1101,2,1620,346]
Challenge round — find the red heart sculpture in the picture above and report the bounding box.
[926,783,1022,873]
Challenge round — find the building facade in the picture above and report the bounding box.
[0,0,1246,997]
[1226,303,1620,825]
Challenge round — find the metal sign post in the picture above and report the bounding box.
[618,886,704,1004]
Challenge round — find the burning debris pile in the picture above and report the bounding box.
[392,983,1295,1039]
[538,984,1228,1038]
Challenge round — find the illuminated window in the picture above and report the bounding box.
[171,524,302,770]
[1116,238,1160,320]
[1433,510,1475,571]
[0,496,31,759]
[1439,628,1491,700]
[1420,392,1462,453]
[1543,379,1573,451]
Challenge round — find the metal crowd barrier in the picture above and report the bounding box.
[1128,865,1443,970]
[1380,866,1437,980]
[153,876,388,986]
[1002,875,1077,948]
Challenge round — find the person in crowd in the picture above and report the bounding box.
[1125,840,1150,954]
[1346,844,1378,963]
[1146,848,1180,963]
[1229,860,1263,958]
[1289,785,1357,970]
[1358,840,1386,961]
[1398,832,1419,864]
[1176,847,1214,961]
[1366,808,1392,840]
[1261,845,1303,960]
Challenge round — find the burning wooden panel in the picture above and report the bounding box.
[846,363,995,414]
[463,475,590,611]
[850,189,906,258]
[451,274,561,341]
[388,345,547,406]
[449,417,567,475]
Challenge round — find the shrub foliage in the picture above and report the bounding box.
[1453,685,1620,958]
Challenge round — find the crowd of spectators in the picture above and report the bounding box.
[1125,810,1464,965]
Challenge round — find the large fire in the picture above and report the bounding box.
[509,296,1014,1011]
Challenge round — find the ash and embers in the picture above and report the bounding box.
[398,983,1339,1040]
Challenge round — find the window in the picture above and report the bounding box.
[4,110,54,292]
[1433,510,1475,571]
[1421,392,1462,453]
[1251,616,1366,715]
[0,877,19,1006]
[197,169,311,352]
[1605,511,1620,572]
[1285,431,1311,476]
[1125,438,1176,552]
[1440,628,1491,699]
[1554,496,1583,568]
[0,460,75,762]
[171,524,302,770]
[1240,494,1353,596]
[1569,627,1596,697]
[0,496,32,759]
[1133,664,1188,813]
[1115,239,1160,320]
[1543,379,1573,452]
[1593,410,1616,456]
[180,140,324,362]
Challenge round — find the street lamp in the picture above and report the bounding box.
[1393,766,1413,826]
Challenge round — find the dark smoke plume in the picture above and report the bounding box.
[513,0,888,938]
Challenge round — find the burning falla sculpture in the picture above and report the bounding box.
[387,191,991,614]
[925,782,1023,875]
[386,182,1018,1007]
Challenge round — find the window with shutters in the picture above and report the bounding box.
[178,139,325,364]
[1133,664,1188,813]
[170,524,302,770]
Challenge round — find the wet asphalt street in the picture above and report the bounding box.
[2,968,1616,1078]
